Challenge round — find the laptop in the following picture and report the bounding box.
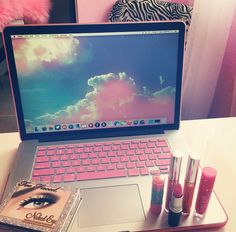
[2,22,227,231]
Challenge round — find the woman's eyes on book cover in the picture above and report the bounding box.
[0,181,71,229]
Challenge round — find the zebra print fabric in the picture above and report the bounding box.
[109,0,193,27]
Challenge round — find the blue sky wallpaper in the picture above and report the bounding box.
[12,32,179,132]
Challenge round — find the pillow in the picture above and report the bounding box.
[0,0,51,31]
[109,0,193,28]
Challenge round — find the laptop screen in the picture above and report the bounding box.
[4,23,185,140]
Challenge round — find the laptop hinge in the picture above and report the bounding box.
[37,129,165,143]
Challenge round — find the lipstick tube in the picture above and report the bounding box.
[195,167,217,218]
[168,183,183,227]
[150,172,165,215]
[165,151,182,211]
[182,154,200,215]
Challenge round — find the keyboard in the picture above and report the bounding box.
[31,138,171,183]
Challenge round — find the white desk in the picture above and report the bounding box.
[0,118,236,231]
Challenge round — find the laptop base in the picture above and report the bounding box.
[70,181,227,232]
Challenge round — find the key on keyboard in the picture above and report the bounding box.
[31,138,171,183]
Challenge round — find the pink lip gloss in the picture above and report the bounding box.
[165,151,182,211]
[182,154,200,215]
[195,167,217,218]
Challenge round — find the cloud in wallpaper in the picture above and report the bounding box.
[33,72,175,125]
[13,37,80,75]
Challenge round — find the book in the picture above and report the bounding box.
[0,180,82,232]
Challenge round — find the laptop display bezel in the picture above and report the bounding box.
[3,22,185,141]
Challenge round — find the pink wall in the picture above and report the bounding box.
[209,7,236,118]
[77,0,116,23]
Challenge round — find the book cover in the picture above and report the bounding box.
[0,180,81,232]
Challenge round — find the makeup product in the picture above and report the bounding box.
[168,183,183,227]
[182,154,200,215]
[150,172,165,215]
[165,151,182,211]
[195,167,217,218]
[0,180,82,232]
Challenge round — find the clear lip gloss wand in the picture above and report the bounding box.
[182,154,200,215]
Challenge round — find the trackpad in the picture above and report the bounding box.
[79,184,145,227]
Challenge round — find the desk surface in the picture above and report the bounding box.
[0,117,236,231]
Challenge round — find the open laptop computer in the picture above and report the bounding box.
[2,22,227,231]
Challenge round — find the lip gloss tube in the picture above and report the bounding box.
[182,154,200,215]
[195,167,217,218]
[165,151,182,211]
[150,172,165,215]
